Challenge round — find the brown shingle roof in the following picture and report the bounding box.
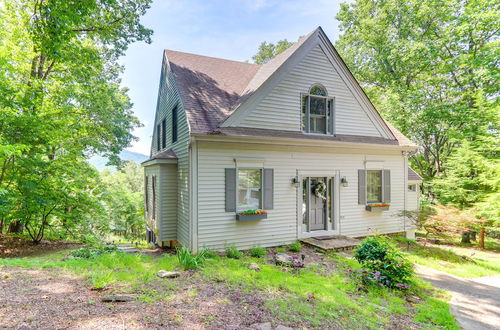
[408,167,423,181]
[149,148,177,160]
[166,50,260,134]
[205,127,403,146]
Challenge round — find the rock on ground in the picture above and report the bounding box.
[157,270,181,278]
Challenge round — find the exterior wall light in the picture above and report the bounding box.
[341,177,349,187]
[291,177,300,187]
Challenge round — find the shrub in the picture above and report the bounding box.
[288,240,302,252]
[249,245,266,258]
[176,246,208,270]
[225,245,243,259]
[346,268,390,287]
[354,236,414,287]
[70,246,118,259]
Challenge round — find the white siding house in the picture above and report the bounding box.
[142,27,421,251]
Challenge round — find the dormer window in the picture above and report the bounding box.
[301,85,335,135]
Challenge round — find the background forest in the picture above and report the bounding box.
[0,0,498,245]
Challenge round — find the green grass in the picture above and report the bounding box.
[0,247,458,329]
[393,238,500,278]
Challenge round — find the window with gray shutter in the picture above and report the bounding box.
[225,168,236,212]
[383,169,391,203]
[358,169,366,205]
[263,169,274,210]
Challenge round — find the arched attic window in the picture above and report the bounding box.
[301,84,335,135]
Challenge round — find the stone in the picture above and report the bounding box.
[250,322,272,330]
[157,270,181,278]
[274,253,293,265]
[275,326,293,330]
[248,263,261,272]
[101,294,137,302]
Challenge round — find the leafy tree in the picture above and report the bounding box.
[100,162,145,240]
[0,0,152,241]
[252,39,294,64]
[335,0,499,180]
[432,140,499,209]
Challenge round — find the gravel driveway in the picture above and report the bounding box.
[415,264,500,330]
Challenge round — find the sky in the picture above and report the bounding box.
[121,0,348,155]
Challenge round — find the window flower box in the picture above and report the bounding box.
[365,203,390,212]
[236,210,267,221]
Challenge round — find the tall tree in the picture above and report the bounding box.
[252,39,294,64]
[0,0,152,239]
[335,0,499,180]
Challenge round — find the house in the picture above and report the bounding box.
[142,27,421,251]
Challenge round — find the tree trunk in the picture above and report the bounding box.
[461,231,471,244]
[0,218,3,234]
[7,220,23,233]
[479,227,485,249]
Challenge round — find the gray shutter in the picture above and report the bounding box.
[383,169,391,203]
[358,170,366,205]
[263,168,274,209]
[329,98,335,135]
[225,168,236,212]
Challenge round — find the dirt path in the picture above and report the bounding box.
[415,264,500,330]
[0,266,275,329]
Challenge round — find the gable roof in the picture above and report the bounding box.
[408,167,423,181]
[165,27,416,148]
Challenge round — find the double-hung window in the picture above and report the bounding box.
[237,169,262,211]
[301,85,334,135]
[366,170,383,203]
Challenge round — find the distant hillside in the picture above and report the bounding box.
[88,150,149,171]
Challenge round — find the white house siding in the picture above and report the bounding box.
[238,45,383,137]
[196,140,407,251]
[144,166,160,235]
[159,164,177,241]
[150,57,191,248]
[406,181,420,211]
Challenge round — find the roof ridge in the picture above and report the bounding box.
[165,49,259,67]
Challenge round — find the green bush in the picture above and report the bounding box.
[354,236,414,287]
[70,246,118,259]
[288,240,302,252]
[249,245,266,258]
[176,247,208,270]
[225,245,243,259]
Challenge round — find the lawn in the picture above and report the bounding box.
[393,237,500,279]
[0,245,459,329]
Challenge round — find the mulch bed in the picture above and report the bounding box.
[0,234,81,258]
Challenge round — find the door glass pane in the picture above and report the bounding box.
[328,178,333,225]
[238,169,261,211]
[302,178,308,227]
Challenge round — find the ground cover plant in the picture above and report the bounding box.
[393,237,500,278]
[0,245,459,329]
[354,236,414,287]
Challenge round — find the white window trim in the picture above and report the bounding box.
[301,91,335,136]
[236,167,263,212]
[366,169,384,204]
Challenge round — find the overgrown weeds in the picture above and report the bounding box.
[225,245,243,259]
[249,245,266,258]
[176,246,209,270]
